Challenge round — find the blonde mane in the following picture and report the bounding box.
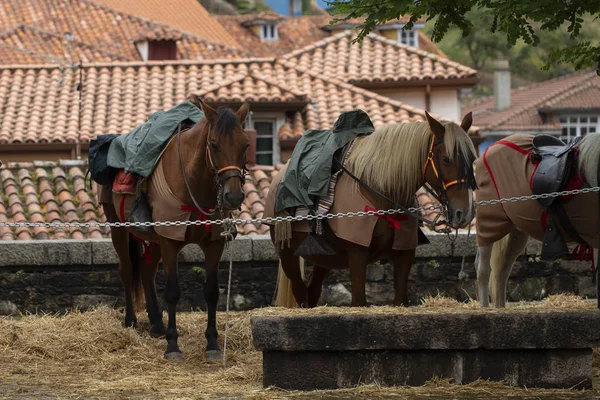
[579,134,600,187]
[345,121,477,206]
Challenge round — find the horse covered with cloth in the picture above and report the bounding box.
[99,95,250,360]
[474,133,600,308]
[265,111,478,307]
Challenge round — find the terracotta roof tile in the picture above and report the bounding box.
[92,0,240,48]
[281,32,476,85]
[0,160,108,240]
[0,0,246,65]
[464,70,599,133]
[0,57,443,144]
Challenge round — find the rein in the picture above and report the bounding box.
[176,122,245,218]
[336,134,469,231]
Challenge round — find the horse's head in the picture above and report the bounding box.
[423,111,477,229]
[191,95,250,210]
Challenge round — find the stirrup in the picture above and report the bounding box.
[128,179,154,232]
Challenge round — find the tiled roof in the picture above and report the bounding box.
[0,58,435,144]
[90,0,240,48]
[464,70,599,133]
[0,0,246,65]
[281,31,477,85]
[214,15,445,58]
[0,160,109,240]
[240,11,286,26]
[0,25,130,65]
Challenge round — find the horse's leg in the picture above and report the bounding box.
[490,229,528,308]
[142,244,166,338]
[476,245,493,308]
[391,249,415,307]
[111,225,142,328]
[279,246,308,307]
[306,265,330,308]
[199,238,226,360]
[160,238,185,359]
[348,247,369,307]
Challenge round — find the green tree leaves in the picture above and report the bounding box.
[326,0,600,75]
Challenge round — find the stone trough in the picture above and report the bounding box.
[251,311,600,390]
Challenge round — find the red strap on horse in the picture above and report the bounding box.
[180,205,214,233]
[364,205,407,230]
[572,244,595,271]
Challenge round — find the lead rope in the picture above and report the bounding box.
[458,223,472,280]
[221,221,235,368]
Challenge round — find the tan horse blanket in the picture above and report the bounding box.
[98,158,224,242]
[264,163,419,251]
[474,134,598,248]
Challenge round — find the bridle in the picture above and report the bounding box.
[177,122,246,219]
[422,135,468,207]
[337,133,471,232]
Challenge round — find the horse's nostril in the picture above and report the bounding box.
[454,209,464,221]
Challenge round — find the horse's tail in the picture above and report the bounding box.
[128,234,145,312]
[273,258,304,308]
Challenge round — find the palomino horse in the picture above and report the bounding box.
[266,112,478,308]
[475,133,600,308]
[101,97,250,360]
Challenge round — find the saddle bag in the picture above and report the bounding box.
[88,134,120,185]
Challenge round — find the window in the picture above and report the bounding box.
[559,115,599,142]
[398,29,418,47]
[254,120,275,165]
[260,24,278,41]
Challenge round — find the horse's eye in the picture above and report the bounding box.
[442,156,451,166]
[209,141,218,150]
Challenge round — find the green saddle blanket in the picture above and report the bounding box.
[107,100,204,177]
[275,109,375,213]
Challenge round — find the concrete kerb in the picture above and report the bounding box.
[0,233,544,267]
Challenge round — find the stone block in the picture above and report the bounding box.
[91,239,118,265]
[0,240,91,266]
[254,312,599,390]
[252,235,278,261]
[262,348,592,390]
[73,294,118,310]
[0,300,19,315]
[252,312,600,351]
[415,232,476,258]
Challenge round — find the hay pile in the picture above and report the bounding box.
[0,294,597,400]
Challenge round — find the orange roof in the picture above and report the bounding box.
[0,58,439,145]
[281,31,477,85]
[91,0,240,48]
[0,0,246,65]
[0,25,130,65]
[215,15,446,59]
[465,70,599,133]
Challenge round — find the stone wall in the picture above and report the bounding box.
[0,234,596,314]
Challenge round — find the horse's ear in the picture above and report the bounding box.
[425,111,445,138]
[236,102,250,124]
[460,112,473,133]
[190,95,217,125]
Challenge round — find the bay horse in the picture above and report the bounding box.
[474,133,600,308]
[266,112,478,308]
[100,96,250,360]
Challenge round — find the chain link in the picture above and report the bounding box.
[0,187,597,229]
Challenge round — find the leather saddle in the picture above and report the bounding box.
[531,135,581,207]
[530,134,586,260]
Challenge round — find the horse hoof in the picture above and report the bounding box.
[164,352,183,360]
[205,350,222,360]
[149,326,166,338]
